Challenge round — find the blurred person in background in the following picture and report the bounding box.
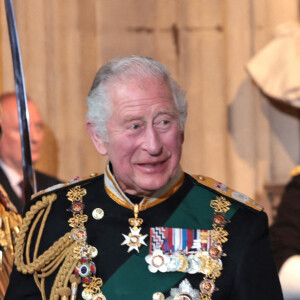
[0,92,61,214]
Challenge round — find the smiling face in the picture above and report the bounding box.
[87,77,184,196]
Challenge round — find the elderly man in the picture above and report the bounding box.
[0,93,60,213]
[5,56,282,300]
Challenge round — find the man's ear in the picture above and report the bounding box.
[86,122,108,156]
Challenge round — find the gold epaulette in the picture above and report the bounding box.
[31,172,102,200]
[290,165,300,177]
[192,175,263,212]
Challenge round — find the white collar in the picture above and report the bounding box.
[0,159,23,186]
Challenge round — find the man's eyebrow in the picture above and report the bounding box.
[155,109,179,117]
[122,115,144,123]
[121,109,178,123]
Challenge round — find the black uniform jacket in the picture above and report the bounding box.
[0,166,61,214]
[270,174,300,271]
[5,173,282,300]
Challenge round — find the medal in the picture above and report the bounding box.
[166,279,201,300]
[199,279,217,296]
[186,255,202,274]
[145,249,170,273]
[121,204,148,252]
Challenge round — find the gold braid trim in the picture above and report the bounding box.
[14,194,74,274]
[50,244,78,300]
[38,247,71,278]
[13,193,76,300]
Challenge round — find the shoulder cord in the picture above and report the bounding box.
[50,245,78,300]
[14,193,77,299]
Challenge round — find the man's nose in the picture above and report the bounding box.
[142,126,163,155]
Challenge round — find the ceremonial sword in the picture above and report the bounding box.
[4,0,37,203]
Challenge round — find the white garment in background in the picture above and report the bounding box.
[279,255,300,300]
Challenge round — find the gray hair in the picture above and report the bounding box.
[86,55,187,141]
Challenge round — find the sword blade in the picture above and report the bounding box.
[4,0,36,202]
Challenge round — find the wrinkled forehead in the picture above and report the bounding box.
[108,74,171,95]
[107,77,174,108]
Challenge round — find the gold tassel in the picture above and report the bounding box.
[70,274,81,300]
[59,287,71,300]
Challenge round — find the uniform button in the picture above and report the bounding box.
[152,292,165,300]
[92,208,104,220]
[91,246,98,258]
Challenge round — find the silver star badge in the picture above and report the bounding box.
[166,279,201,300]
[121,227,148,252]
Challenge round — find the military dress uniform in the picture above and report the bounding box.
[0,185,22,300]
[5,164,283,300]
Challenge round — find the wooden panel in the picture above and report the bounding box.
[224,0,257,196]
[180,29,227,180]
[0,1,14,91]
[177,1,227,181]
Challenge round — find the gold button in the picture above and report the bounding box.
[198,175,205,181]
[92,208,104,220]
[91,246,98,258]
[153,292,165,300]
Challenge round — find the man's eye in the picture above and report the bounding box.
[131,124,139,130]
[161,120,170,125]
[156,120,171,127]
[34,124,44,131]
